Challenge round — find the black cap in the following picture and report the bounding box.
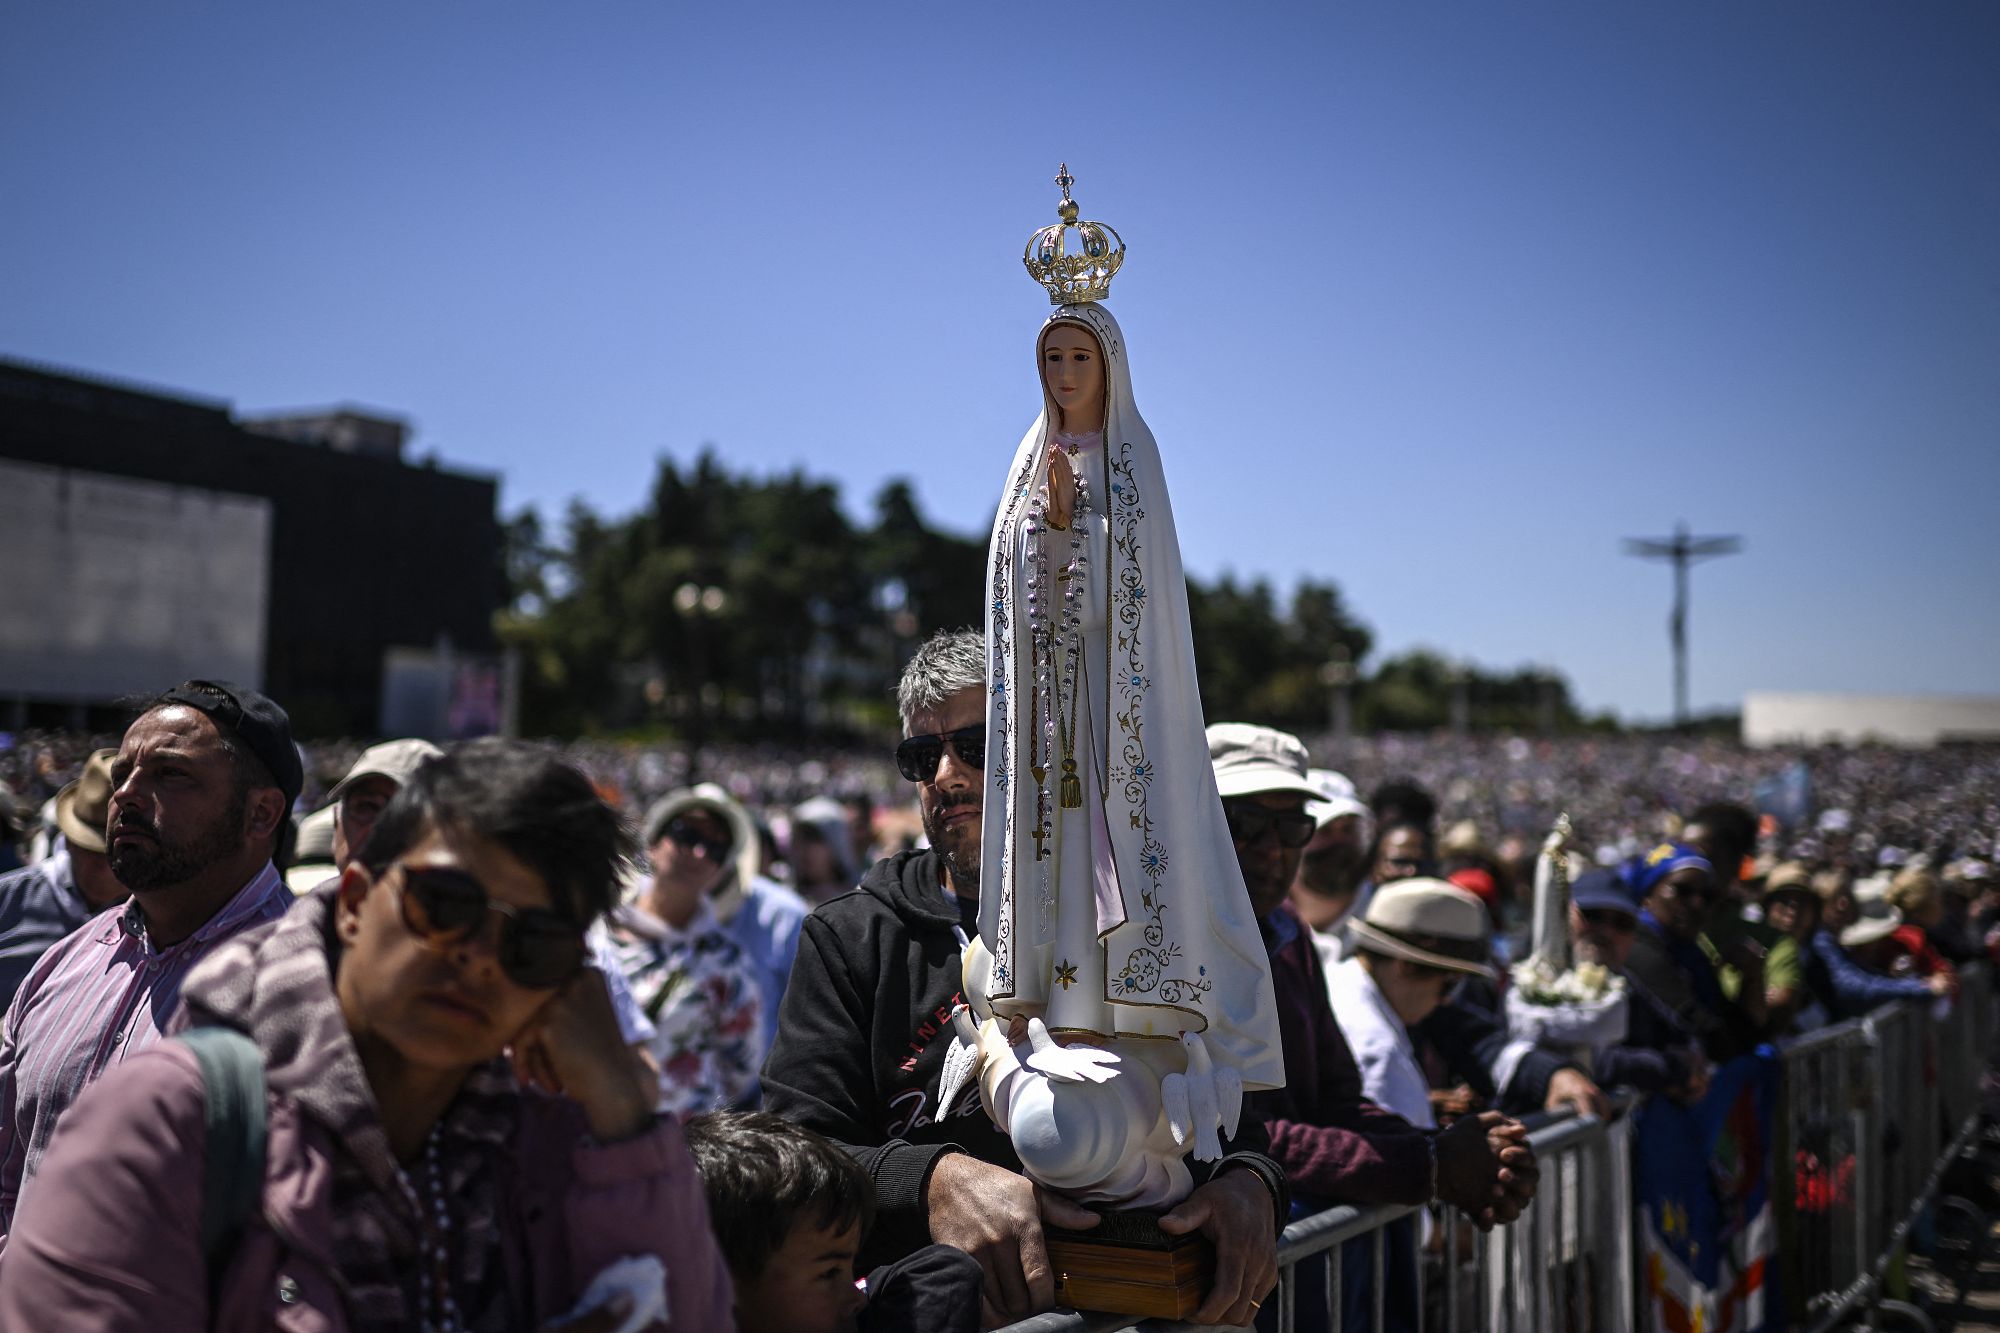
[156,680,304,812]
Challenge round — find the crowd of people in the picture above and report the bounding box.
[0,653,1993,1331]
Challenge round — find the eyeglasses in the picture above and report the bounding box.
[1223,803,1318,849]
[896,725,986,784]
[1580,908,1637,934]
[661,816,731,862]
[389,864,587,991]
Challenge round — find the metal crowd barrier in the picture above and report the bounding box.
[997,1098,1636,1333]
[1785,962,1997,1332]
[1774,1017,1874,1322]
[998,963,1994,1333]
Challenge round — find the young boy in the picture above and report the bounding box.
[684,1111,980,1333]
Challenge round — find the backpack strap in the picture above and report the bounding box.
[175,1026,269,1283]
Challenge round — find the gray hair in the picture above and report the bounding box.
[897,629,985,732]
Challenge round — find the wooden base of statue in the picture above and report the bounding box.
[1046,1209,1215,1320]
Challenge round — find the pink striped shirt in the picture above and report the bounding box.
[0,863,293,1237]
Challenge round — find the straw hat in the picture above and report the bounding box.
[1346,878,1493,977]
[1762,862,1815,898]
[54,749,118,855]
[1439,820,1486,860]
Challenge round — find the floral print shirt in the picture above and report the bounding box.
[604,899,765,1116]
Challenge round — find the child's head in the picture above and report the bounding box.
[684,1111,873,1333]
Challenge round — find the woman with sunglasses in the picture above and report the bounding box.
[0,740,731,1332]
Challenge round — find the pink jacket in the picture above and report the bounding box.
[0,1042,735,1331]
[0,893,735,1331]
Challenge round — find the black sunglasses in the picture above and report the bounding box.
[1223,803,1318,849]
[1665,877,1717,906]
[896,725,986,784]
[390,864,587,991]
[662,816,731,862]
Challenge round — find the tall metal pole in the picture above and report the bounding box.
[1672,556,1688,725]
[1623,522,1743,729]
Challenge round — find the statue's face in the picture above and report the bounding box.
[1040,323,1105,433]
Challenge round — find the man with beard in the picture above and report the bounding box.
[0,681,299,1238]
[763,631,1286,1329]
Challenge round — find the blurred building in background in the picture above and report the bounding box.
[0,356,502,737]
[1743,691,2000,748]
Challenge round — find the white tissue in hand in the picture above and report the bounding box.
[565,1255,669,1333]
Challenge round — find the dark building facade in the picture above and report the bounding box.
[0,357,502,736]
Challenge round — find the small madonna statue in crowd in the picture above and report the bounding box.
[944,169,1283,1214]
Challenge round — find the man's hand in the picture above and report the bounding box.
[1158,1168,1278,1326]
[926,1153,1098,1329]
[1434,1111,1538,1229]
[1926,972,1955,998]
[1543,1068,1610,1122]
[1429,1082,1481,1125]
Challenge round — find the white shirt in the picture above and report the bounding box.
[1324,955,1435,1129]
[1309,919,1348,974]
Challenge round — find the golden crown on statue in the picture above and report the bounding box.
[1023,164,1124,306]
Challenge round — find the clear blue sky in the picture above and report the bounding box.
[4,3,1995,722]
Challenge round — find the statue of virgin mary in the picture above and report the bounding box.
[947,173,1282,1208]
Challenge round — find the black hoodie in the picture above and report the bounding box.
[762,849,1286,1267]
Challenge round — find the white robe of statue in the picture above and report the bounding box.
[944,302,1284,1210]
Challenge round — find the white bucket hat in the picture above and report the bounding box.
[1207,723,1321,800]
[1305,767,1372,837]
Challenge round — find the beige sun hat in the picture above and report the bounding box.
[1346,877,1494,976]
[54,749,118,855]
[1207,724,1321,801]
[1886,868,1940,917]
[1762,861,1815,897]
[640,783,762,922]
[1839,897,1904,949]
[1439,819,1485,859]
[324,738,445,806]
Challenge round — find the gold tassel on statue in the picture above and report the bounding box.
[1061,758,1082,809]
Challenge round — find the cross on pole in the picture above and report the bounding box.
[1623,522,1743,729]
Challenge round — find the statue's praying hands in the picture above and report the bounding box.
[1046,447,1077,530]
